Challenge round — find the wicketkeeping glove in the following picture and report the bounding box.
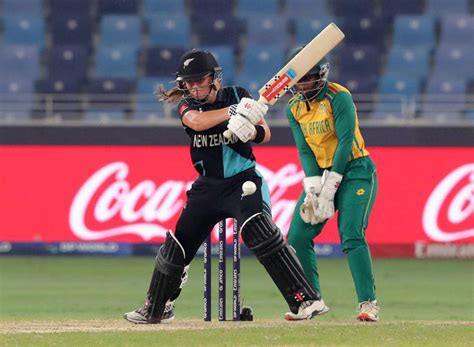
[227,114,256,143]
[235,97,268,124]
[314,170,343,221]
[299,176,325,225]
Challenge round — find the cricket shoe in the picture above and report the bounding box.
[284,299,329,321]
[124,300,175,324]
[357,300,379,322]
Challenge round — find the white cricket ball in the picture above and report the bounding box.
[242,181,257,196]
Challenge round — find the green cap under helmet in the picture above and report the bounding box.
[287,46,329,76]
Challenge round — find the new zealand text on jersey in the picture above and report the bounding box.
[192,132,239,148]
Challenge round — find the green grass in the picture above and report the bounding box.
[1,257,473,345]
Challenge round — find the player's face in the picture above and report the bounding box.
[295,74,320,94]
[185,75,213,100]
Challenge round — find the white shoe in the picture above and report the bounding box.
[357,300,379,322]
[123,299,175,324]
[284,299,329,321]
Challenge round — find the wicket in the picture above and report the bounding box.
[203,219,244,321]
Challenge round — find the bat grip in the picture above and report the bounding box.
[223,96,267,139]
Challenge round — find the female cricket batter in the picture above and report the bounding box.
[124,49,327,324]
[284,46,380,321]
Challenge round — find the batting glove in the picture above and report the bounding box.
[227,114,256,143]
[314,170,343,221]
[236,97,268,125]
[300,176,325,225]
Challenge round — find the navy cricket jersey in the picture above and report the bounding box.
[178,86,257,179]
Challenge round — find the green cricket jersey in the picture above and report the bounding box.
[286,81,369,175]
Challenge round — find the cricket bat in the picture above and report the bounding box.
[224,22,345,139]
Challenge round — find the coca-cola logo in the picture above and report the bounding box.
[422,164,474,242]
[69,162,304,241]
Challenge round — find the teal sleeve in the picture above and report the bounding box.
[331,91,356,174]
[286,103,322,176]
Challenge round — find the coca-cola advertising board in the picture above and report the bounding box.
[0,146,472,257]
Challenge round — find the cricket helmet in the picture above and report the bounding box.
[176,49,222,82]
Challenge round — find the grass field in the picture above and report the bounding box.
[0,256,473,346]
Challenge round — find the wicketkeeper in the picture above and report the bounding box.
[284,46,380,321]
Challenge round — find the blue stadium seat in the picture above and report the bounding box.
[0,78,34,120]
[148,15,191,47]
[97,0,138,15]
[426,0,469,15]
[338,78,376,94]
[440,15,474,45]
[50,0,91,16]
[47,45,89,80]
[283,0,330,18]
[0,45,40,79]
[189,0,234,17]
[235,75,261,97]
[2,0,43,15]
[87,78,135,112]
[100,15,141,48]
[3,16,45,47]
[294,16,337,45]
[341,17,385,47]
[377,75,422,101]
[143,0,185,16]
[420,79,466,119]
[432,45,474,79]
[193,16,243,49]
[51,14,92,46]
[144,47,186,77]
[237,0,279,16]
[381,0,424,16]
[333,0,376,16]
[134,78,170,120]
[245,16,289,48]
[337,45,380,80]
[385,47,431,79]
[95,46,138,78]
[240,46,285,79]
[392,15,436,49]
[202,46,235,85]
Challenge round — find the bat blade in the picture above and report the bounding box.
[258,23,345,105]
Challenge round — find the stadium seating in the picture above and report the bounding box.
[192,16,244,49]
[420,79,467,119]
[3,16,45,47]
[0,0,472,123]
[2,0,43,15]
[144,47,186,77]
[148,15,191,47]
[51,14,92,47]
[97,0,139,15]
[46,45,89,81]
[283,0,330,18]
[237,0,280,16]
[245,16,289,48]
[426,0,469,15]
[95,46,138,78]
[143,0,185,16]
[84,111,127,122]
[0,77,34,120]
[134,78,169,120]
[99,15,142,48]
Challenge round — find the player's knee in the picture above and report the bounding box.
[241,213,285,258]
[341,237,367,253]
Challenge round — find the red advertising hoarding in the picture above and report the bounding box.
[0,146,472,256]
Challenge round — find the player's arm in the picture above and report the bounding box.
[331,91,356,174]
[286,103,322,176]
[182,108,230,131]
